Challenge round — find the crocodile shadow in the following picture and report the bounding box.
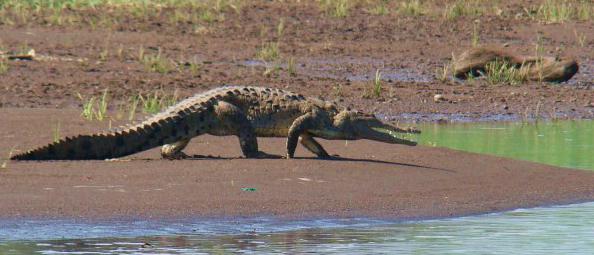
[294,155,455,173]
[176,154,455,173]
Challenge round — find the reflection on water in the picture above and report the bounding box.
[419,120,594,170]
[1,202,594,254]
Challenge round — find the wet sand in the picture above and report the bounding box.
[1,108,594,220]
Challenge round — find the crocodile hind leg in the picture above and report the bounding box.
[161,138,191,159]
[299,133,330,158]
[212,101,272,158]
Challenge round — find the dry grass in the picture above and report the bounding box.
[0,0,243,28]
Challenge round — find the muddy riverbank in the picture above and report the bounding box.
[1,108,594,220]
[1,1,593,122]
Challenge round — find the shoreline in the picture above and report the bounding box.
[2,202,594,242]
[2,198,593,222]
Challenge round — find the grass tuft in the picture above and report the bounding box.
[287,57,297,77]
[256,42,280,61]
[363,69,383,98]
[186,58,202,76]
[526,0,593,23]
[435,62,451,82]
[276,18,285,37]
[536,0,573,23]
[370,0,389,15]
[483,60,527,86]
[444,0,484,20]
[333,84,344,97]
[0,0,244,27]
[534,35,545,82]
[574,29,587,47]
[263,61,282,77]
[399,0,425,16]
[0,59,8,74]
[139,90,179,114]
[77,89,109,121]
[471,22,480,47]
[126,96,140,121]
[319,0,350,18]
[142,48,172,74]
[373,69,383,97]
[52,122,61,143]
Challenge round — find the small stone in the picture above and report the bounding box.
[434,94,446,102]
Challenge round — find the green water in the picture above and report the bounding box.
[418,120,594,170]
[2,202,594,254]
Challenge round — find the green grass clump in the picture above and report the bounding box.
[187,61,202,76]
[263,61,282,77]
[0,0,243,28]
[373,69,382,97]
[525,0,593,23]
[471,22,480,47]
[537,0,574,23]
[141,49,172,74]
[444,0,484,20]
[0,59,8,74]
[370,0,389,16]
[483,60,527,86]
[79,95,95,120]
[333,84,344,97]
[77,89,109,121]
[77,89,179,121]
[125,96,140,121]
[398,0,425,16]
[276,18,285,37]
[287,57,297,76]
[139,90,179,114]
[52,122,61,143]
[319,0,350,18]
[574,29,587,47]
[364,69,383,98]
[576,1,593,20]
[435,62,451,82]
[256,42,280,61]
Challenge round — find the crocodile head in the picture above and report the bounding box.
[311,110,420,145]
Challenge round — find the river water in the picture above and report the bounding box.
[1,120,593,254]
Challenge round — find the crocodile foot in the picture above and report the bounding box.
[162,152,190,160]
[246,151,283,159]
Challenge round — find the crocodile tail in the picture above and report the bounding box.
[11,109,202,160]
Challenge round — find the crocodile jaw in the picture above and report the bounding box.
[362,125,418,146]
[312,123,418,145]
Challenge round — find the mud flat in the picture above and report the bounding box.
[1,108,594,220]
[1,1,594,122]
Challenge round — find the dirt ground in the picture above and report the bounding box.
[0,1,593,122]
[1,1,594,220]
[1,108,594,220]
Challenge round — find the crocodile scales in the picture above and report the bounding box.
[11,86,419,160]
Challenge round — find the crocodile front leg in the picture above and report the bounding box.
[287,113,315,158]
[299,133,330,158]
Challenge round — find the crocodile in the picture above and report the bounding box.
[11,86,420,160]
[454,46,579,83]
